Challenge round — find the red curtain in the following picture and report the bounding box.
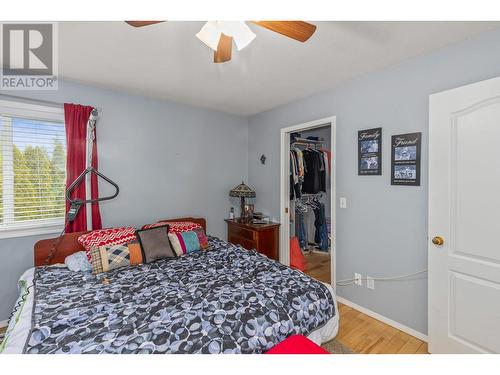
[64,103,102,232]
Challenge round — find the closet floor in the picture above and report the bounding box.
[304,251,331,284]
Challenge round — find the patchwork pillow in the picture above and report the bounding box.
[135,224,176,263]
[168,228,208,256]
[90,242,144,275]
[78,227,137,261]
[142,221,202,234]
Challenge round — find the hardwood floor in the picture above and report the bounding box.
[336,302,428,354]
[304,251,331,284]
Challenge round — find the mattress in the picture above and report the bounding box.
[1,236,338,354]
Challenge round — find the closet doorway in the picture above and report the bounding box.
[279,116,336,288]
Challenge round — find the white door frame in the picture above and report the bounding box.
[279,116,337,289]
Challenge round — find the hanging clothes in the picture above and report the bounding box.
[313,202,329,251]
[318,150,326,192]
[302,149,326,194]
[289,136,331,253]
[305,209,316,246]
[290,150,302,199]
[290,148,306,199]
[321,149,331,190]
[295,205,307,249]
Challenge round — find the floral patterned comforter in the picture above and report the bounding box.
[25,236,335,354]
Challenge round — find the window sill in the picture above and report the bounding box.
[0,221,64,240]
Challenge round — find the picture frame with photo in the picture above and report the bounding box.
[391,132,421,186]
[358,127,382,175]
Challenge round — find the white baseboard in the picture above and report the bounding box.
[336,296,428,343]
[0,319,8,328]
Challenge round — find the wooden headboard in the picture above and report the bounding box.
[34,217,207,267]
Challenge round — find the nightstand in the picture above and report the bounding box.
[225,219,280,261]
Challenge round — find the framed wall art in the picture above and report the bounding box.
[391,132,421,186]
[358,127,382,175]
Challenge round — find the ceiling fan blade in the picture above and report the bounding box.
[125,21,165,28]
[251,21,316,42]
[214,34,232,63]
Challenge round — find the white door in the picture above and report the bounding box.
[429,76,500,353]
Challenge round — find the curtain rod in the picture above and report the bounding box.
[0,93,101,112]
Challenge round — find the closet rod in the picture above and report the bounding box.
[291,142,324,149]
[291,142,324,147]
[301,193,324,197]
[292,139,324,144]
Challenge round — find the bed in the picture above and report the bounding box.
[1,217,338,354]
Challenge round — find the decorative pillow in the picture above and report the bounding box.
[127,242,144,266]
[90,242,144,275]
[142,221,202,234]
[64,251,92,272]
[78,227,137,261]
[90,246,104,274]
[193,228,209,249]
[135,224,176,263]
[168,228,208,256]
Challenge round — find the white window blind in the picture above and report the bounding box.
[0,100,66,238]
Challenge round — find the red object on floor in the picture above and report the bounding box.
[290,236,306,272]
[265,335,329,354]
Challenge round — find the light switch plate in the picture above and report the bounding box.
[367,276,375,290]
[340,197,347,209]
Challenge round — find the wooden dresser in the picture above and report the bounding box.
[225,219,280,261]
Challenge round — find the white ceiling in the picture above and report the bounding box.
[59,21,500,116]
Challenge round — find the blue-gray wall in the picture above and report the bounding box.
[0,80,249,321]
[247,28,500,335]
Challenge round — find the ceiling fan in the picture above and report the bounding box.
[125,21,316,63]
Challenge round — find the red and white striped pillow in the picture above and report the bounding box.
[142,221,202,234]
[78,227,137,261]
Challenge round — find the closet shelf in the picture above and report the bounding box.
[291,138,324,145]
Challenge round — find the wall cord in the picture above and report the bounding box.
[336,269,428,286]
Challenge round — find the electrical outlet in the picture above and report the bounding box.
[367,276,375,290]
[354,273,362,286]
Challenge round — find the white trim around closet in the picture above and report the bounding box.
[279,116,337,290]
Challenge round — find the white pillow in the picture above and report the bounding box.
[65,251,92,272]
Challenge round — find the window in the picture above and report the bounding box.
[0,100,65,238]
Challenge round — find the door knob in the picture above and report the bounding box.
[432,236,445,246]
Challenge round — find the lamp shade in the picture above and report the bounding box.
[229,181,256,198]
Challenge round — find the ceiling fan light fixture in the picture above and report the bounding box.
[196,21,222,51]
[196,21,256,52]
[220,22,256,51]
